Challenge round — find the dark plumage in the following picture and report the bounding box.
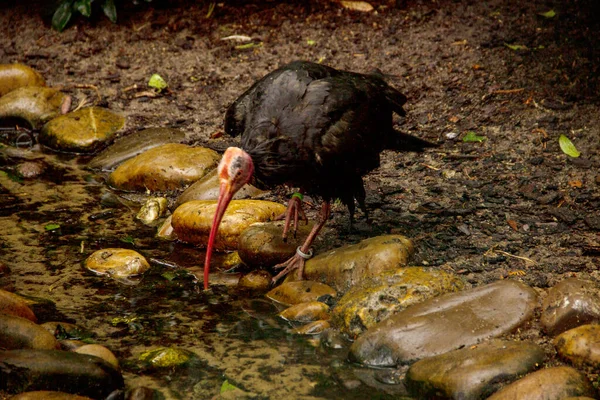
[202,61,436,289]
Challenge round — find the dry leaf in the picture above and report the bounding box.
[507,219,519,231]
[568,180,582,188]
[339,1,374,12]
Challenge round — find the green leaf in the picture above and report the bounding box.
[504,43,528,51]
[539,9,556,18]
[74,0,92,17]
[306,39,316,46]
[161,271,177,281]
[45,223,61,231]
[220,380,239,393]
[120,235,135,245]
[102,0,118,23]
[463,131,487,142]
[558,134,580,157]
[52,0,74,32]
[148,74,168,90]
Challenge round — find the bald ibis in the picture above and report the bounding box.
[203,61,436,289]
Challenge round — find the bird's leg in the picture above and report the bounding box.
[277,191,308,242]
[272,201,331,284]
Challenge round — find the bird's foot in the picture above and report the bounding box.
[276,193,308,242]
[271,246,312,284]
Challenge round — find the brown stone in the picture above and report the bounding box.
[279,301,330,322]
[554,324,600,367]
[266,281,336,307]
[0,314,60,350]
[0,289,37,322]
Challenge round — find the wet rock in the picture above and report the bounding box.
[541,278,600,335]
[238,221,313,268]
[405,340,545,400]
[10,391,93,400]
[16,160,46,178]
[0,86,67,129]
[0,63,46,96]
[266,281,337,306]
[238,270,272,292]
[75,344,119,370]
[279,301,330,322]
[85,248,150,283]
[126,386,160,400]
[349,280,538,366]
[175,168,264,206]
[299,235,414,293]
[87,127,187,171]
[0,289,37,321]
[171,200,286,250]
[332,267,464,337]
[0,349,124,398]
[0,314,60,350]
[486,366,595,400]
[138,347,197,368]
[292,320,331,335]
[40,107,125,153]
[59,339,87,351]
[156,215,175,240]
[136,197,168,225]
[108,143,219,192]
[554,324,600,367]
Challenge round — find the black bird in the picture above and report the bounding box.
[202,61,436,289]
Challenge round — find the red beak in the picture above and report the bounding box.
[203,181,234,290]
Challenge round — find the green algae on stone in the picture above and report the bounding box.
[554,324,600,367]
[0,86,67,129]
[40,106,124,153]
[332,267,464,337]
[0,64,46,96]
[139,347,197,368]
[171,199,286,251]
[296,235,414,293]
[266,281,336,307]
[108,143,219,192]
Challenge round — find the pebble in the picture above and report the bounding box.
[0,314,60,350]
[554,324,600,367]
[332,267,464,337]
[135,196,168,224]
[0,288,37,321]
[486,366,595,400]
[349,280,538,366]
[266,280,337,306]
[0,86,67,129]
[292,320,331,335]
[85,248,150,283]
[238,270,272,292]
[541,278,600,335]
[138,347,197,368]
[0,63,45,96]
[405,340,545,399]
[74,344,120,370]
[279,301,330,322]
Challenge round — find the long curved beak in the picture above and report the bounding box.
[203,181,234,290]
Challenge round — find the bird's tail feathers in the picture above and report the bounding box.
[388,130,438,152]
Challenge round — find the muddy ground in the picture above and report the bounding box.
[1,0,599,398]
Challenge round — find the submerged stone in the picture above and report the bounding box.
[554,324,600,367]
[541,278,600,335]
[139,347,197,368]
[171,200,286,250]
[0,314,60,350]
[0,289,37,322]
[293,320,331,335]
[238,270,272,292]
[108,143,219,192]
[266,281,337,307]
[0,86,67,129]
[10,391,93,400]
[0,63,46,96]
[405,340,545,400]
[238,221,313,268]
[74,344,119,370]
[299,235,414,292]
[0,349,124,398]
[40,107,125,153]
[349,280,538,366]
[85,248,150,282]
[136,197,168,225]
[332,267,464,337]
[87,127,187,171]
[175,168,264,206]
[486,366,595,400]
[279,301,330,322]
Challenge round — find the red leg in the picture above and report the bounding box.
[272,201,330,284]
[277,192,308,242]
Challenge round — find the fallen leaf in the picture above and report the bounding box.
[538,9,556,18]
[507,219,518,231]
[463,131,486,142]
[148,74,168,90]
[568,180,582,188]
[504,43,528,51]
[558,134,580,157]
[339,1,373,12]
[449,115,460,123]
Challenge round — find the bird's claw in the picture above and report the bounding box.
[271,252,308,285]
[276,194,308,242]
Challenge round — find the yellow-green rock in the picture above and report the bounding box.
[238,270,272,292]
[238,221,313,268]
[0,289,37,322]
[293,320,331,335]
[109,143,219,192]
[554,324,600,367]
[0,314,60,350]
[266,281,336,307]
[298,235,414,293]
[139,347,196,368]
[279,301,330,322]
[0,64,45,96]
[171,199,286,250]
[85,248,150,280]
[332,267,464,337]
[40,106,124,153]
[0,86,67,129]
[175,168,264,206]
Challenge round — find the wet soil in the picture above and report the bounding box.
[1,0,599,398]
